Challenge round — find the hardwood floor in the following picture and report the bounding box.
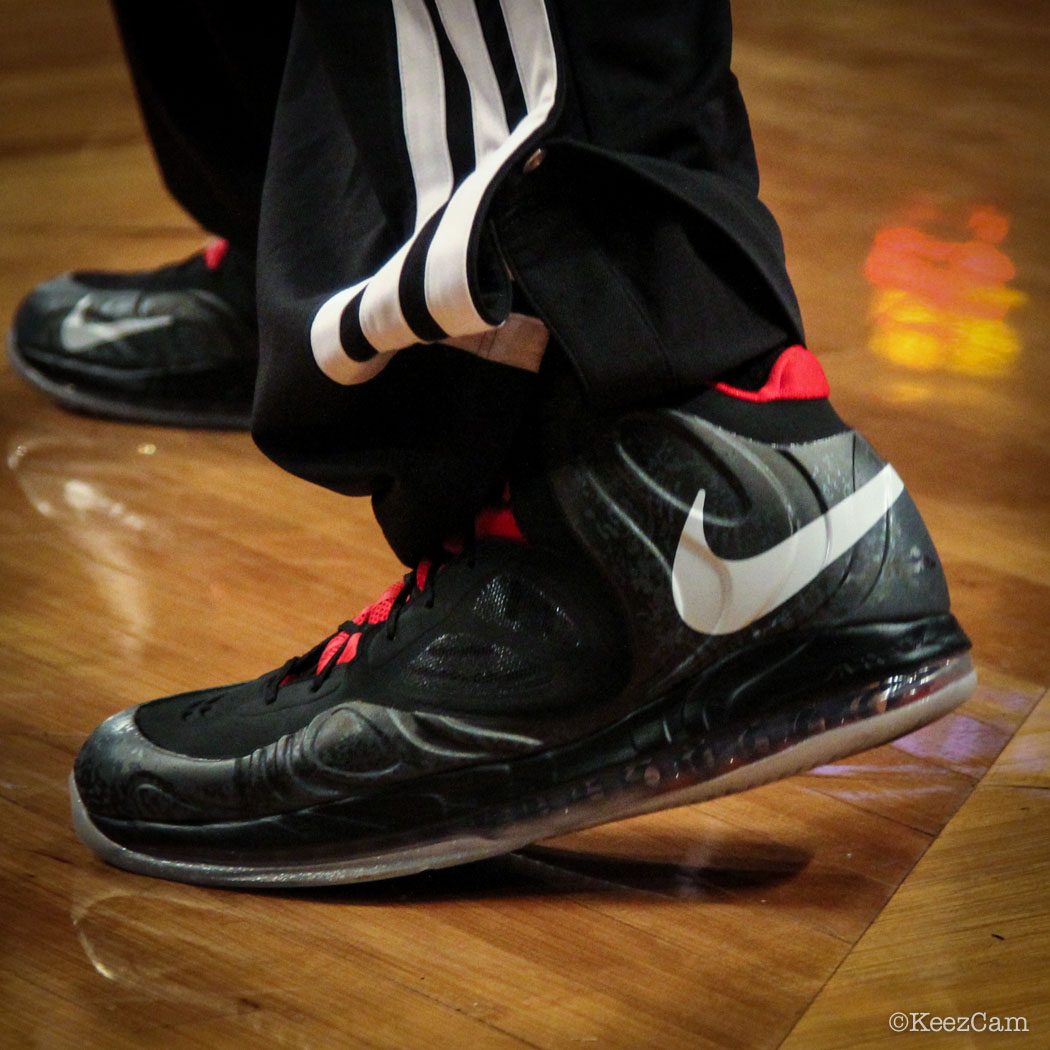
[1,2,1047,1047]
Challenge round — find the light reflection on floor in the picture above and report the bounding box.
[864,202,1026,382]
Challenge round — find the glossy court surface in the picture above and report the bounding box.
[1,2,1048,1047]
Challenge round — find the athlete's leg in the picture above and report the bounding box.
[70,0,975,886]
[110,0,294,253]
[253,0,801,556]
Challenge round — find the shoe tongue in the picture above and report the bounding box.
[316,631,352,674]
[415,559,432,590]
[313,560,434,675]
[311,508,523,679]
[474,505,526,543]
[365,558,432,616]
[354,579,408,627]
[203,238,229,270]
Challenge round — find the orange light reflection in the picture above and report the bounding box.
[864,205,1025,378]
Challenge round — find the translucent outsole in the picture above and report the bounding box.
[70,653,976,888]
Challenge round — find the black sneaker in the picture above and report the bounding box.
[7,240,257,429]
[70,346,975,887]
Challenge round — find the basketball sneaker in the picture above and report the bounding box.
[70,346,975,886]
[8,240,256,428]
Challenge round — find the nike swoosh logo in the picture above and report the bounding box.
[672,464,905,635]
[60,295,175,353]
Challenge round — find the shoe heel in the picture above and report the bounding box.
[538,650,977,832]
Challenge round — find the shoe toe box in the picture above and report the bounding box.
[73,705,242,823]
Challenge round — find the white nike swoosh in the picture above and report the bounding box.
[672,463,905,635]
[59,295,175,353]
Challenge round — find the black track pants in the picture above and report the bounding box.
[111,1,803,562]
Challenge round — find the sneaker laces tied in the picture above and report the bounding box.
[262,559,437,705]
[258,496,518,707]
